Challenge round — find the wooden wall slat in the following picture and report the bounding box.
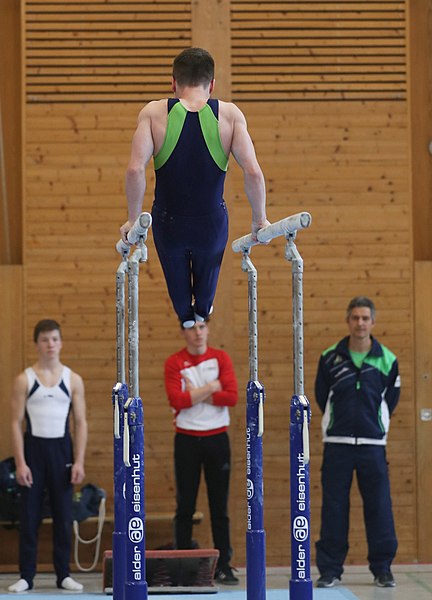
[25,0,192,103]
[231,0,406,101]
[24,0,407,103]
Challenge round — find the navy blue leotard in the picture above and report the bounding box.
[151,98,229,323]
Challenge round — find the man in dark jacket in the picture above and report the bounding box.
[315,296,400,589]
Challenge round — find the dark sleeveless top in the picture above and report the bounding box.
[153,98,228,217]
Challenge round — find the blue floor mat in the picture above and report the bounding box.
[0,586,358,600]
[153,589,359,600]
[0,588,359,599]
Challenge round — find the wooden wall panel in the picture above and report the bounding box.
[414,262,432,561]
[25,0,192,102]
[228,100,413,565]
[408,0,432,260]
[231,1,406,101]
[17,98,413,569]
[22,102,181,507]
[0,0,22,264]
[0,267,25,459]
[1,0,415,572]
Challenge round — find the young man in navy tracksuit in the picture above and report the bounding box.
[315,296,400,589]
[120,47,269,328]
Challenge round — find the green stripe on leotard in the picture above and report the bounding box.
[154,101,228,172]
[198,103,228,172]
[153,102,188,170]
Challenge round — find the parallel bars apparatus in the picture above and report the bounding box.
[232,212,313,600]
[112,210,312,600]
[113,213,152,600]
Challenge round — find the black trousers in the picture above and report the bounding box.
[316,443,398,578]
[174,432,232,566]
[19,435,73,587]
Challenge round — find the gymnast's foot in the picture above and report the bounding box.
[194,304,214,322]
[182,319,196,329]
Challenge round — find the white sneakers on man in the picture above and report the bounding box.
[8,576,83,593]
[8,579,29,593]
[60,577,83,591]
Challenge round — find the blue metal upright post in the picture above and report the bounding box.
[289,396,312,599]
[124,396,147,599]
[113,257,128,600]
[124,251,147,600]
[113,382,128,600]
[246,382,266,600]
[286,234,313,600]
[114,213,152,600]
[231,213,313,600]
[243,251,266,600]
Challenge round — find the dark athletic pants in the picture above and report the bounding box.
[152,203,229,323]
[19,435,73,588]
[174,432,232,567]
[316,443,398,579]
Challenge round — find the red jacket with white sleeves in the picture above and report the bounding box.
[164,346,238,436]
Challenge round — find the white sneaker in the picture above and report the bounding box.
[194,305,214,322]
[8,579,29,593]
[182,320,195,329]
[60,576,83,592]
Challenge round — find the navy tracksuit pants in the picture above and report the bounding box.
[174,432,232,567]
[152,202,229,324]
[19,435,73,588]
[316,443,398,578]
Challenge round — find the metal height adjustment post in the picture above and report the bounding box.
[242,250,259,384]
[285,233,305,398]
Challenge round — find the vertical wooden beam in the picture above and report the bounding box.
[407,0,432,260]
[191,0,231,100]
[0,0,22,264]
[0,266,24,458]
[191,0,240,552]
[408,0,432,562]
[414,261,432,561]
[191,0,232,351]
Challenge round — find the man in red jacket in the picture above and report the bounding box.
[164,320,239,585]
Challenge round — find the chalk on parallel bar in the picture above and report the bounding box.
[232,211,312,253]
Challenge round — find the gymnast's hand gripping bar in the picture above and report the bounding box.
[116,212,152,256]
[232,212,312,253]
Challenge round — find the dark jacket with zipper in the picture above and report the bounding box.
[315,336,400,445]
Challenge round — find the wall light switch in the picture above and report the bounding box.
[420,408,432,421]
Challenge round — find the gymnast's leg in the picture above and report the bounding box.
[152,207,195,325]
[192,204,228,320]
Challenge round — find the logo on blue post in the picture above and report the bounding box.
[128,517,144,542]
[247,478,254,499]
[293,516,309,542]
